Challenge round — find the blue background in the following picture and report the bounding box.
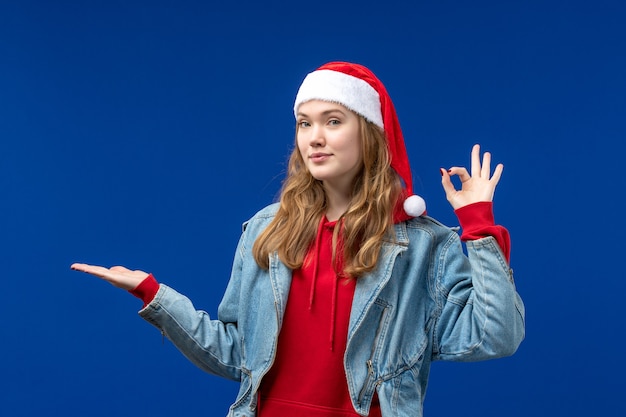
[1,0,624,416]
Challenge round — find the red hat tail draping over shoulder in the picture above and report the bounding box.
[294,61,426,220]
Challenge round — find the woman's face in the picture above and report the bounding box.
[296,100,363,195]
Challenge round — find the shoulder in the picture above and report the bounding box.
[249,202,280,219]
[241,202,280,234]
[396,214,460,246]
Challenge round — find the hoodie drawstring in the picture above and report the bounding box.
[329,271,339,351]
[307,215,343,351]
[308,216,326,310]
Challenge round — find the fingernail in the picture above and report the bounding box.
[439,168,445,176]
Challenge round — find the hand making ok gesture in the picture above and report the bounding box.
[441,144,504,210]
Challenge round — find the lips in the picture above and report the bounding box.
[309,152,332,163]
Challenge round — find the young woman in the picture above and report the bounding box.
[72,61,525,417]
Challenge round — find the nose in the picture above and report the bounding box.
[309,124,325,147]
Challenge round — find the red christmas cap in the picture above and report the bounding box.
[294,61,426,220]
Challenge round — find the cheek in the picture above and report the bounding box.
[346,137,363,164]
[296,136,305,153]
[296,134,308,159]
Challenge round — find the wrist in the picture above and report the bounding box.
[129,273,159,306]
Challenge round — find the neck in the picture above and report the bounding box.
[323,184,351,222]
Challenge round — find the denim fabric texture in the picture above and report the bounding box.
[139,203,525,417]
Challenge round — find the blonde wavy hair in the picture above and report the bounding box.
[252,115,403,278]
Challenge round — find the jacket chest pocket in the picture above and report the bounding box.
[366,298,430,374]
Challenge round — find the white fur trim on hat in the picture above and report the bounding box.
[403,194,426,217]
[294,69,383,128]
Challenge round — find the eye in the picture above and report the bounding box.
[298,120,311,128]
[328,119,341,126]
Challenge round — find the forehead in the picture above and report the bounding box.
[296,100,353,116]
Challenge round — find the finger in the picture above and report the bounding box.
[481,151,492,179]
[448,166,471,183]
[70,263,111,278]
[471,144,481,177]
[440,168,457,198]
[490,163,504,184]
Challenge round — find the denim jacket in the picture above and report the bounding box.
[139,203,525,417]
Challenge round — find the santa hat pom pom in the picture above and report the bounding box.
[403,195,426,217]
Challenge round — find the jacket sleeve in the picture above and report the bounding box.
[137,232,247,382]
[455,201,511,263]
[432,232,525,362]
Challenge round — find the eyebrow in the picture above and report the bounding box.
[297,108,347,118]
